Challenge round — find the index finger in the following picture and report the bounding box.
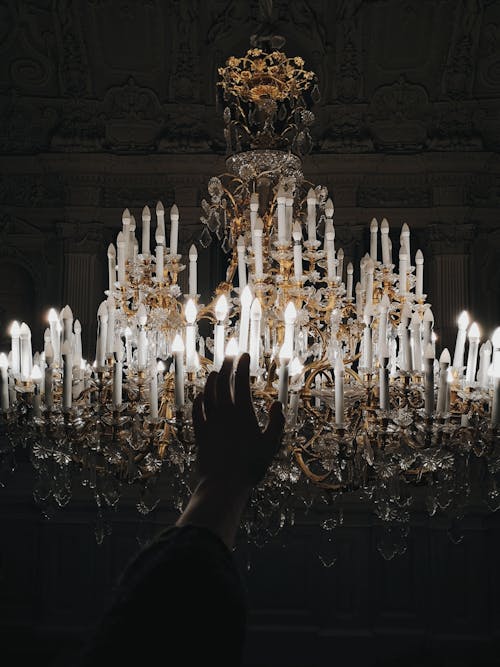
[234,352,253,413]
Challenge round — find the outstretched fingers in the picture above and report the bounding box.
[216,357,234,408]
[234,352,253,413]
[203,371,218,420]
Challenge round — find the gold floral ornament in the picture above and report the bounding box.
[218,48,316,103]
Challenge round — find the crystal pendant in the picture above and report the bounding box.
[199,226,212,248]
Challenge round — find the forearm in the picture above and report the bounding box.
[175,477,251,550]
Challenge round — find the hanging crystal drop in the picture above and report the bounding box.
[199,227,212,248]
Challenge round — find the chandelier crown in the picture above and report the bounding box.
[218,46,319,157]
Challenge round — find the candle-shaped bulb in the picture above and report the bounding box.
[170,203,179,219]
[122,208,130,224]
[185,298,197,325]
[307,187,317,204]
[241,284,253,309]
[325,198,334,218]
[458,310,470,330]
[370,217,378,232]
[156,200,164,215]
[292,221,302,241]
[468,322,480,341]
[31,364,42,381]
[284,301,297,324]
[172,333,184,353]
[137,303,147,327]
[225,337,239,358]
[440,348,451,365]
[142,204,150,222]
[492,327,500,349]
[189,244,198,261]
[215,294,229,322]
[107,243,116,259]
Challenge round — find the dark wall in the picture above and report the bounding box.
[1,1,500,666]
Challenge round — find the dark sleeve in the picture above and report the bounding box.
[75,525,247,667]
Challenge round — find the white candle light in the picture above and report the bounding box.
[285,192,293,245]
[185,298,198,373]
[122,208,130,261]
[362,307,373,371]
[283,301,297,355]
[422,308,434,350]
[378,294,390,359]
[107,243,116,293]
[452,310,470,371]
[415,249,424,297]
[113,339,124,409]
[116,231,126,284]
[365,258,374,307]
[249,297,262,376]
[477,340,492,389]
[189,244,198,295]
[170,204,179,256]
[346,262,354,300]
[31,364,42,417]
[292,221,303,280]
[44,342,53,408]
[398,245,408,296]
[61,339,73,410]
[95,301,108,368]
[492,327,500,369]
[424,342,435,417]
[149,360,159,419]
[325,219,335,281]
[141,204,151,256]
[465,322,480,385]
[19,322,32,380]
[437,348,451,414]
[225,337,239,359]
[337,248,344,282]
[370,217,378,261]
[9,320,20,376]
[253,217,264,278]
[334,354,345,426]
[214,294,229,371]
[238,285,253,354]
[137,304,148,370]
[237,235,246,289]
[155,221,165,282]
[73,319,82,369]
[398,303,412,372]
[250,191,259,234]
[0,353,9,411]
[277,344,291,407]
[105,297,115,357]
[491,354,500,428]
[172,333,185,408]
[276,185,286,245]
[401,222,411,263]
[410,311,423,372]
[380,218,390,265]
[379,355,389,411]
[306,187,317,242]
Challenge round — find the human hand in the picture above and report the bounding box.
[192,352,285,492]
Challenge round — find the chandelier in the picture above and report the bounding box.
[1,34,500,561]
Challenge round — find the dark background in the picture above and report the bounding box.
[1,1,500,665]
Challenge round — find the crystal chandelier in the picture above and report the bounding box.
[1,34,500,559]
